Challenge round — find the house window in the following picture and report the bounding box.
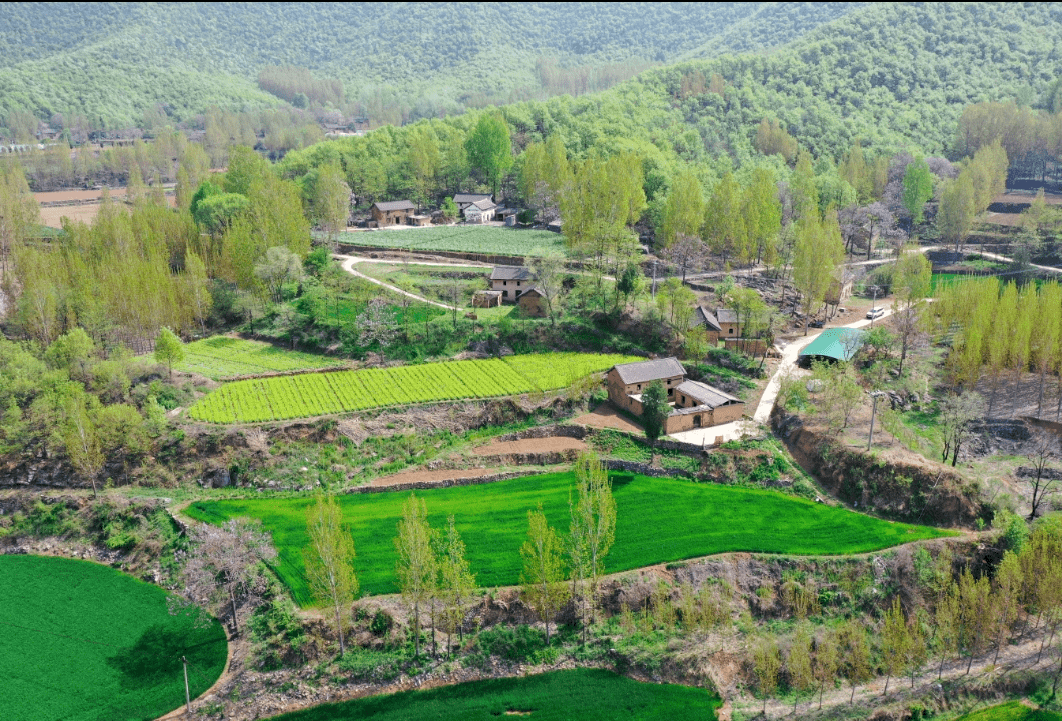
[637,384,642,390]
[729,328,734,334]
[503,280,507,286]
[680,395,686,405]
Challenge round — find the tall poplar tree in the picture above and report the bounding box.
[465,112,512,198]
[568,451,616,642]
[793,212,845,334]
[304,493,359,657]
[520,504,569,643]
[659,170,704,248]
[437,515,475,657]
[395,493,437,658]
[902,157,934,224]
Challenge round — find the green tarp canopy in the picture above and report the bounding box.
[798,328,865,362]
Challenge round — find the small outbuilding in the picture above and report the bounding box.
[798,328,864,365]
[472,290,503,308]
[690,306,723,344]
[516,287,547,317]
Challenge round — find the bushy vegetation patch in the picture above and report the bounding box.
[0,555,227,721]
[957,701,1062,721]
[266,668,720,720]
[186,471,952,604]
[188,353,638,423]
[174,336,340,380]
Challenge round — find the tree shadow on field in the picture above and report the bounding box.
[106,624,225,690]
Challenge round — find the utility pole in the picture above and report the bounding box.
[867,285,880,327]
[867,391,886,451]
[182,655,191,715]
[651,260,657,300]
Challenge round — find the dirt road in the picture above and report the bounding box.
[335,254,462,311]
[753,302,896,423]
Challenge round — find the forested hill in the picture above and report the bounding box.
[584,2,1062,160]
[0,2,860,128]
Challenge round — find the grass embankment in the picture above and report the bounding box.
[186,471,954,605]
[956,701,1062,720]
[344,225,567,258]
[0,555,227,721]
[267,668,720,721]
[188,352,639,424]
[175,336,341,380]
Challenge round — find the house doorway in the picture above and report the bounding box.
[693,415,702,428]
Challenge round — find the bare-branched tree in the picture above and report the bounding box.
[173,518,277,637]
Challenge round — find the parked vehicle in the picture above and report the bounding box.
[809,319,825,328]
[866,307,885,319]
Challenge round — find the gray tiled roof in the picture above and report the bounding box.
[490,266,534,281]
[674,380,743,409]
[453,193,492,204]
[612,357,686,385]
[715,308,739,324]
[692,306,722,332]
[372,200,415,211]
[469,198,497,210]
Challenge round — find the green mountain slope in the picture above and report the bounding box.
[493,2,1062,164]
[0,2,860,127]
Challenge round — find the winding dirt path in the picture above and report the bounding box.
[334,254,462,311]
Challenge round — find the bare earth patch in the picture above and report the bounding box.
[472,437,587,456]
[367,468,497,488]
[571,403,645,434]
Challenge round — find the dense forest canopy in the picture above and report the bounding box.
[0,2,861,128]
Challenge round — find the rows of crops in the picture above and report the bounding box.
[175,336,340,380]
[189,353,639,423]
[347,225,566,257]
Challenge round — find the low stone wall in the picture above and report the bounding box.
[494,424,588,442]
[603,459,695,478]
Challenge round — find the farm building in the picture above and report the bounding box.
[606,357,744,432]
[472,290,503,308]
[453,193,493,212]
[516,287,547,316]
[490,266,535,301]
[798,328,864,365]
[464,198,497,223]
[370,200,416,226]
[690,306,723,344]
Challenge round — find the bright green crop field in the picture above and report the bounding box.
[185,472,954,605]
[267,668,720,721]
[345,225,567,257]
[957,702,1062,721]
[0,555,227,721]
[188,352,638,423]
[174,336,341,380]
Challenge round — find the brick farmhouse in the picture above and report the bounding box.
[606,358,744,433]
[490,266,534,302]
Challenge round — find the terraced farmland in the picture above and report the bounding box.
[188,353,638,423]
[174,336,341,380]
[186,471,954,604]
[343,225,566,257]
